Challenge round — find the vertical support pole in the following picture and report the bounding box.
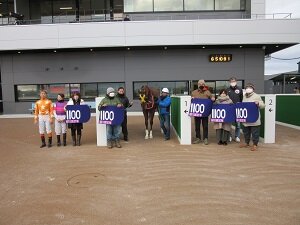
[96,97,107,146]
[264,95,276,143]
[14,0,17,13]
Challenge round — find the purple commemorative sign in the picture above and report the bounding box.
[99,106,124,125]
[210,104,236,123]
[235,102,259,123]
[189,98,213,117]
[66,105,91,123]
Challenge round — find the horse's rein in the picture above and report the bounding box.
[139,94,154,110]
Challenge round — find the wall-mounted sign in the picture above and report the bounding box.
[209,54,232,62]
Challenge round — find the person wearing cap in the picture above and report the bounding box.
[157,88,172,140]
[227,77,243,143]
[67,92,85,146]
[117,87,133,141]
[240,83,265,151]
[191,80,215,145]
[54,93,67,147]
[34,90,54,148]
[98,87,123,149]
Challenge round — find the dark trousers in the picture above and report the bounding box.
[242,126,260,145]
[216,129,230,142]
[194,117,209,139]
[71,128,81,136]
[121,113,128,139]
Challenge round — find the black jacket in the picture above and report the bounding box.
[117,94,131,112]
[227,86,243,103]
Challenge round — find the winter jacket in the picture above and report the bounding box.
[98,95,122,110]
[227,85,243,103]
[117,94,132,112]
[213,95,233,131]
[191,86,213,99]
[157,95,171,115]
[242,92,265,127]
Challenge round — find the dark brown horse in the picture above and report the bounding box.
[138,85,160,139]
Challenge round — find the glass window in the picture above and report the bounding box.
[184,0,214,11]
[81,83,97,99]
[42,84,70,100]
[133,81,188,99]
[215,0,241,10]
[16,85,40,101]
[124,0,153,12]
[154,0,183,11]
[70,84,80,94]
[53,0,76,23]
[215,80,243,96]
[98,82,125,97]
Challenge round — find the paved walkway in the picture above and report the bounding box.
[0,116,299,225]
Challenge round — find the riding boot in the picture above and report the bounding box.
[145,129,149,139]
[40,136,46,148]
[57,135,61,147]
[149,130,153,139]
[63,133,67,146]
[72,135,76,146]
[48,137,52,148]
[77,135,81,146]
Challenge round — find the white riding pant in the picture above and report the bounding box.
[55,115,67,135]
[38,115,52,135]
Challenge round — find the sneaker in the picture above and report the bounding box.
[223,141,228,146]
[203,138,208,145]
[192,138,201,144]
[235,137,240,143]
[218,141,223,145]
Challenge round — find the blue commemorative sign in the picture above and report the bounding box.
[210,104,236,123]
[235,102,259,123]
[189,98,213,117]
[99,106,124,125]
[66,105,91,123]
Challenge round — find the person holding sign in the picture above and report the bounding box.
[191,80,215,145]
[157,88,172,141]
[213,89,233,146]
[34,90,54,148]
[117,87,133,142]
[227,77,243,143]
[240,83,265,151]
[54,94,67,147]
[98,87,123,149]
[67,92,85,146]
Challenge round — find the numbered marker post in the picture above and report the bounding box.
[263,95,276,143]
[96,97,107,146]
[171,96,191,145]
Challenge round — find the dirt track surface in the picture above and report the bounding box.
[0,116,299,225]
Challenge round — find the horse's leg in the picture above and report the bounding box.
[143,109,149,139]
[149,109,155,139]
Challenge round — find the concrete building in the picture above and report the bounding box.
[0,0,300,114]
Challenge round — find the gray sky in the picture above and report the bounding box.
[265,0,300,75]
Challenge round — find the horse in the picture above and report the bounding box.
[138,85,160,139]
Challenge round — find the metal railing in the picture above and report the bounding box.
[0,11,294,26]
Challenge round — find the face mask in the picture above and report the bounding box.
[220,94,226,97]
[74,96,79,101]
[109,93,115,97]
[230,82,237,87]
[245,88,253,94]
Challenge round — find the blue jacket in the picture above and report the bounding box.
[157,96,171,115]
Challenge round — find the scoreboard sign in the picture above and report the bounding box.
[209,54,232,62]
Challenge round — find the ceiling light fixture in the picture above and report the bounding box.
[60,7,72,10]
